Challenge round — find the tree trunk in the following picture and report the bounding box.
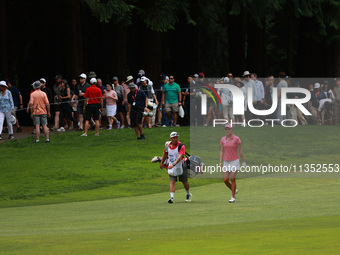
[246,18,265,76]
[0,0,8,78]
[146,30,162,84]
[68,0,84,76]
[287,12,295,76]
[332,31,340,77]
[113,25,128,80]
[227,14,246,75]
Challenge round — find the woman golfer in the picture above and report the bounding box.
[219,124,246,203]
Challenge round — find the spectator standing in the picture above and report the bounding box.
[52,74,63,131]
[219,77,234,124]
[113,76,125,129]
[58,80,79,131]
[292,81,308,125]
[88,71,97,80]
[70,78,78,118]
[0,81,14,140]
[182,75,195,126]
[333,78,340,125]
[155,75,166,127]
[251,73,265,113]
[6,79,23,132]
[161,76,172,127]
[97,78,106,129]
[103,83,118,130]
[136,69,145,86]
[227,73,234,84]
[40,78,52,104]
[308,83,322,124]
[276,72,288,122]
[234,78,246,123]
[193,73,206,126]
[162,75,182,127]
[81,78,103,136]
[28,81,51,143]
[242,71,257,121]
[140,76,158,128]
[123,75,137,128]
[317,98,332,125]
[127,83,148,140]
[76,73,91,131]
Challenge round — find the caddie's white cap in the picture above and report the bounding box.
[314,83,320,89]
[170,131,179,138]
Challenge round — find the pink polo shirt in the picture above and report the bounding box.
[220,134,241,161]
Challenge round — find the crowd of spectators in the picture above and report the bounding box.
[0,69,340,140]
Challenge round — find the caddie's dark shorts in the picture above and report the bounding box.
[130,110,143,127]
[84,104,100,121]
[169,169,188,183]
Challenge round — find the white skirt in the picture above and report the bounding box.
[106,105,117,117]
[223,159,240,172]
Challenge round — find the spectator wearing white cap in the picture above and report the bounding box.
[242,71,257,121]
[0,81,15,140]
[40,78,52,104]
[75,73,91,131]
[140,76,158,128]
[160,131,191,203]
[81,78,103,136]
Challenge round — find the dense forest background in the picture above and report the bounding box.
[1,0,340,93]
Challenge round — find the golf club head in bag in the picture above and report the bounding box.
[183,155,204,178]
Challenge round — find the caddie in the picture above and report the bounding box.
[160,131,191,203]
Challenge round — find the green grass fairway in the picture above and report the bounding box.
[1,125,340,254]
[1,178,340,254]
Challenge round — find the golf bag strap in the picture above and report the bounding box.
[178,143,190,157]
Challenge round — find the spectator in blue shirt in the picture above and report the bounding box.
[0,81,14,140]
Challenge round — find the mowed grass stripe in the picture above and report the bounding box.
[0,178,340,254]
[1,216,339,255]
[0,178,339,237]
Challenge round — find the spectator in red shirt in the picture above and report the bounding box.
[81,78,103,137]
